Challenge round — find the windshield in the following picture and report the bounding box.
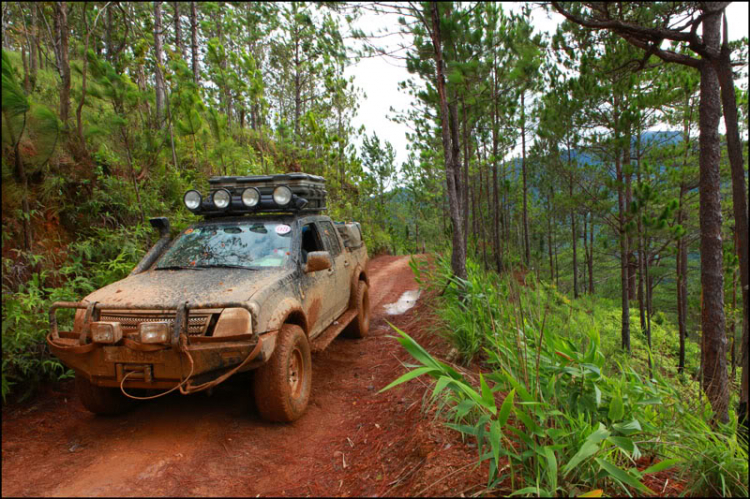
[156,222,293,269]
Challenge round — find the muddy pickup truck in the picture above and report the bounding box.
[47,173,370,422]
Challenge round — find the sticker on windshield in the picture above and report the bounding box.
[275,224,291,235]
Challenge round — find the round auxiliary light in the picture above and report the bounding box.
[241,187,260,208]
[184,190,202,211]
[273,185,293,207]
[212,189,231,209]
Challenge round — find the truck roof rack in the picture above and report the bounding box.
[184,173,327,216]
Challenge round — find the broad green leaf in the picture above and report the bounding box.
[595,458,654,496]
[563,423,610,476]
[489,419,502,466]
[431,375,453,400]
[613,419,642,434]
[498,389,515,427]
[608,436,634,455]
[479,373,497,414]
[594,384,602,407]
[608,392,625,421]
[641,458,682,475]
[543,446,558,494]
[379,366,436,392]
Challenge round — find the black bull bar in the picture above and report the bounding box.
[48,300,259,351]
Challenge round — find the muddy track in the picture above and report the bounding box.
[2,255,487,497]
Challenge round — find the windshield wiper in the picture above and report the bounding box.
[194,264,257,270]
[155,265,204,271]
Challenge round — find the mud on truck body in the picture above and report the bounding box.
[47,173,370,422]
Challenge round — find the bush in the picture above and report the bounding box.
[384,255,748,496]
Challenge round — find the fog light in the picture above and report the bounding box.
[91,322,123,344]
[139,322,170,343]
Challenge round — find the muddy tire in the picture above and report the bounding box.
[253,324,312,423]
[75,374,134,416]
[343,281,370,339]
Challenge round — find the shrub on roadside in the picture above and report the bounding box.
[385,254,748,497]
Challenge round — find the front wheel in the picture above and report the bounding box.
[343,281,370,339]
[75,374,134,415]
[253,324,312,422]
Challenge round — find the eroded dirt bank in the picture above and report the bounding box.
[2,255,486,497]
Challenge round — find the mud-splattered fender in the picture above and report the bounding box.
[264,297,308,336]
[348,265,370,309]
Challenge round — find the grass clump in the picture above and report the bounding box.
[386,254,748,497]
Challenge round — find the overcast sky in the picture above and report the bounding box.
[343,2,750,167]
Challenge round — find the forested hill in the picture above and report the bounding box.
[2,1,749,497]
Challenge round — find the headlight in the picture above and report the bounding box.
[242,187,260,207]
[139,322,170,343]
[213,308,252,337]
[212,189,231,209]
[184,190,202,210]
[91,322,123,344]
[273,185,292,206]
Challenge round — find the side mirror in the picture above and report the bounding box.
[305,251,332,273]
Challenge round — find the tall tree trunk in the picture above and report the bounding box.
[29,3,38,89]
[4,110,32,251]
[570,174,578,299]
[105,4,113,62]
[430,1,466,280]
[588,212,594,293]
[22,45,30,93]
[582,211,588,292]
[718,11,749,425]
[616,150,631,353]
[173,2,186,58]
[698,9,728,424]
[462,101,470,255]
[54,2,71,126]
[732,258,738,380]
[677,226,688,373]
[190,1,200,85]
[548,188,554,282]
[521,91,530,267]
[637,170,647,339]
[294,35,301,140]
[492,51,502,274]
[625,139,637,301]
[154,1,166,127]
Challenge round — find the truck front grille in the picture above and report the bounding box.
[99,312,212,336]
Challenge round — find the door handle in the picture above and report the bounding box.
[344,260,350,267]
[327,267,334,274]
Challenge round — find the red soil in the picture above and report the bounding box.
[1,255,488,497]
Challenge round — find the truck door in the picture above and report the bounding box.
[316,220,350,319]
[299,222,334,337]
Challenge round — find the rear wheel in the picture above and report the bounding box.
[344,281,370,339]
[75,374,134,415]
[253,324,312,422]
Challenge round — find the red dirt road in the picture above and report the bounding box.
[2,255,487,497]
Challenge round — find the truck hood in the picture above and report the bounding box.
[84,267,289,309]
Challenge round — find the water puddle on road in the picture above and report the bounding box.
[384,289,421,315]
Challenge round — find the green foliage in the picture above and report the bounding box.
[384,255,748,496]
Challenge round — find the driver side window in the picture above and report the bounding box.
[300,223,324,263]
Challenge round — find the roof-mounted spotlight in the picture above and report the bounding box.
[273,185,293,207]
[242,187,260,208]
[184,190,202,211]
[212,188,231,210]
